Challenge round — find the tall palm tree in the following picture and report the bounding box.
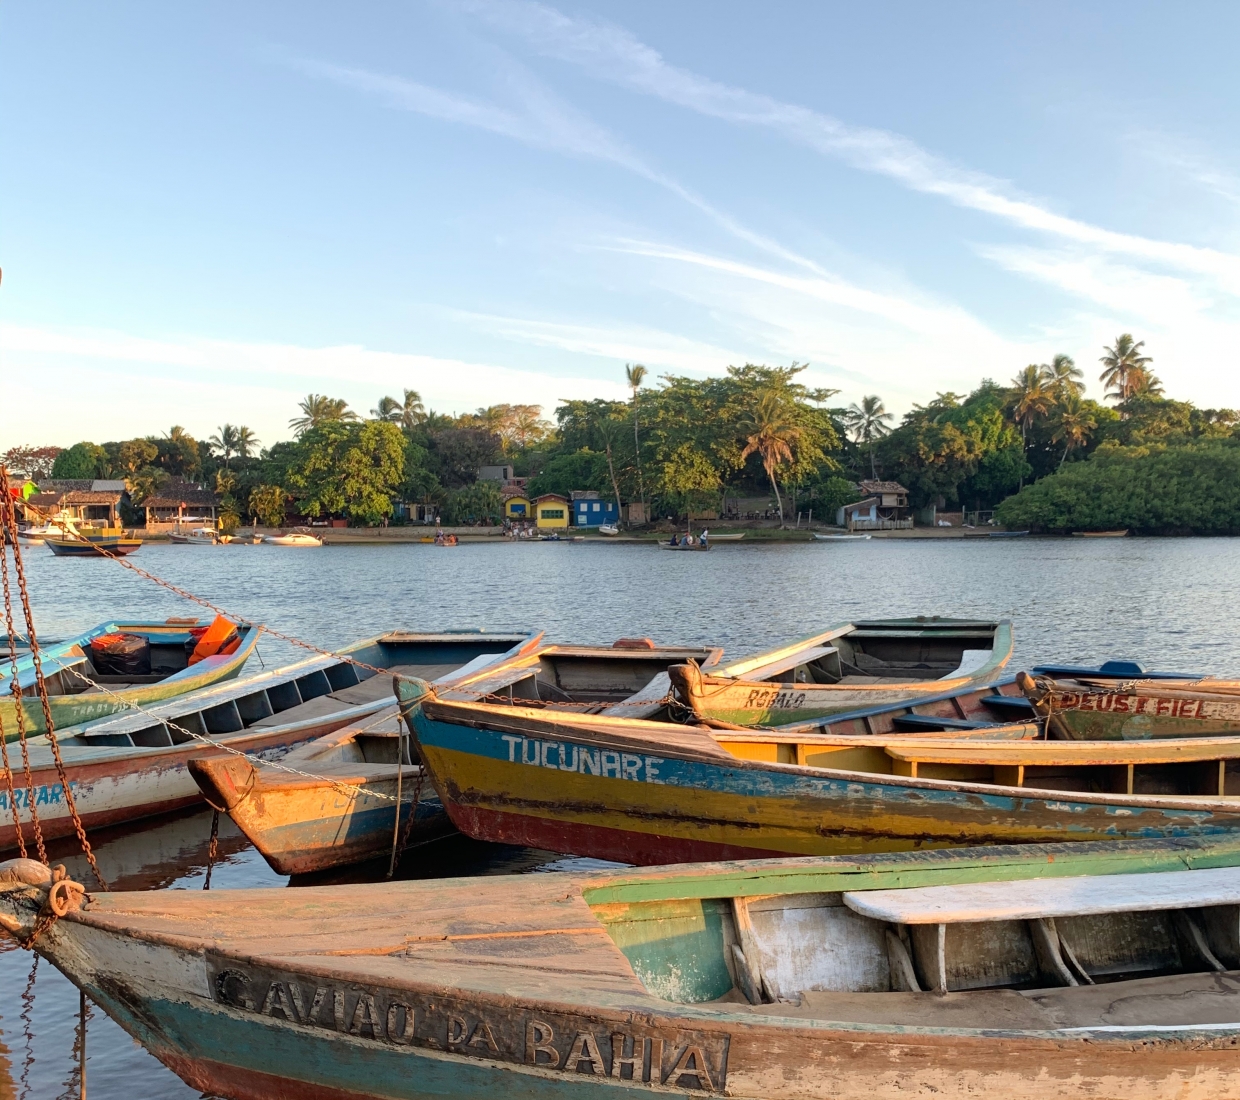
[739,391,803,527]
[1045,354,1084,399]
[625,363,648,512]
[207,424,240,468]
[1099,335,1153,403]
[372,389,425,430]
[234,426,260,459]
[372,396,401,422]
[289,394,357,435]
[843,395,893,479]
[1129,372,1165,398]
[1009,365,1054,445]
[1051,393,1098,468]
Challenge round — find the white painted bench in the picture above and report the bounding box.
[740,646,838,683]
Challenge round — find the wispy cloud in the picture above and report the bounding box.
[466,0,1240,292]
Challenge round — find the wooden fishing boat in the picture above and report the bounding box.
[396,669,1240,863]
[10,836,1240,1099]
[1,617,262,738]
[813,532,872,540]
[708,532,745,540]
[1073,529,1129,537]
[1019,669,1240,740]
[0,630,538,851]
[660,538,710,550]
[669,617,1014,727]
[188,637,726,876]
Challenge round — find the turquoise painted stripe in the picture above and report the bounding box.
[90,988,656,1100]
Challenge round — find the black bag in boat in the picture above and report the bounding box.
[89,632,152,676]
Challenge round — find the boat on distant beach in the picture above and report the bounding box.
[263,531,323,546]
[17,837,1240,1098]
[813,532,872,541]
[597,523,619,536]
[187,630,540,875]
[1072,529,1129,537]
[1,616,260,739]
[667,617,1014,727]
[168,527,218,545]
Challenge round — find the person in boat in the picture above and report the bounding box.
[700,528,709,546]
[669,533,679,546]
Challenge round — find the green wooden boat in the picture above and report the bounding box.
[671,617,1014,727]
[1,617,262,738]
[7,836,1240,1098]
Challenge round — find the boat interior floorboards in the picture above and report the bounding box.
[739,971,1240,1029]
[248,695,353,728]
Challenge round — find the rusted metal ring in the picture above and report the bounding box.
[47,879,73,918]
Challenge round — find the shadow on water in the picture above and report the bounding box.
[5,538,1240,1095]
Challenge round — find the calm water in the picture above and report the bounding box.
[2,535,1239,1097]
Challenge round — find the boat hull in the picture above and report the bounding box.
[673,619,1015,727]
[1,624,261,738]
[188,754,451,875]
[404,695,1240,863]
[1026,677,1240,740]
[45,537,142,555]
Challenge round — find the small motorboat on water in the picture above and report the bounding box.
[15,511,75,546]
[263,532,323,547]
[168,527,218,546]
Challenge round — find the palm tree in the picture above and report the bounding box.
[625,363,648,513]
[1051,393,1098,468]
[739,391,803,528]
[289,394,358,435]
[207,424,240,468]
[1129,372,1165,398]
[372,389,425,431]
[1009,365,1054,445]
[372,396,401,422]
[1099,335,1153,403]
[234,426,260,459]
[1045,354,1084,399]
[843,395,893,479]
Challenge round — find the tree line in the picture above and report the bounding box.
[7,333,1236,532]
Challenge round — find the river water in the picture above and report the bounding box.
[1,535,1238,1097]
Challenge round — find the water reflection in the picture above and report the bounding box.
[4,538,1240,1096]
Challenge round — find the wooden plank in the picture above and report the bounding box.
[736,646,838,683]
[843,865,1240,924]
[883,738,1240,767]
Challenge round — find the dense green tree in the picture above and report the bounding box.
[995,440,1240,534]
[443,480,503,525]
[248,484,288,527]
[156,427,201,478]
[118,438,158,474]
[527,451,611,498]
[51,442,104,479]
[429,428,501,488]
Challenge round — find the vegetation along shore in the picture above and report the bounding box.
[8,333,1237,536]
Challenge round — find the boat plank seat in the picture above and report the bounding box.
[890,715,994,732]
[248,695,353,728]
[883,738,1240,767]
[741,646,838,683]
[329,664,461,705]
[843,865,1240,925]
[599,671,673,718]
[979,694,1034,713]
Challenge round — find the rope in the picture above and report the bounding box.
[203,809,219,890]
[0,478,104,888]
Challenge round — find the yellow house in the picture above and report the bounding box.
[502,489,532,521]
[534,493,569,529]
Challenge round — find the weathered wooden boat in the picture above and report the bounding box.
[812,532,872,541]
[10,836,1240,1099]
[708,532,745,541]
[669,617,1014,727]
[0,630,537,851]
[187,637,725,875]
[1073,529,1129,537]
[1019,669,1240,740]
[1,617,262,738]
[397,670,1240,863]
[660,538,710,550]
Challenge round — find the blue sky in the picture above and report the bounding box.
[4,1,1240,450]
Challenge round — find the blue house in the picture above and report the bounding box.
[571,492,619,527]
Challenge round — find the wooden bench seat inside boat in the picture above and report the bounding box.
[742,971,1240,1028]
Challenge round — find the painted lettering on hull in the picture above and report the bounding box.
[0,781,76,812]
[207,957,728,1090]
[1051,693,1240,721]
[500,735,666,784]
[741,688,809,711]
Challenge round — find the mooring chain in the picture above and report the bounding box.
[1,479,105,887]
[28,518,682,710]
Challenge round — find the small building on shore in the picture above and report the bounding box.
[534,493,569,529]
[502,487,532,521]
[570,490,618,528]
[142,482,220,530]
[24,479,128,526]
[838,480,912,530]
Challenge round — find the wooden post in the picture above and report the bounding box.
[79,988,87,1099]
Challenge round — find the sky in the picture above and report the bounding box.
[4,1,1240,452]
